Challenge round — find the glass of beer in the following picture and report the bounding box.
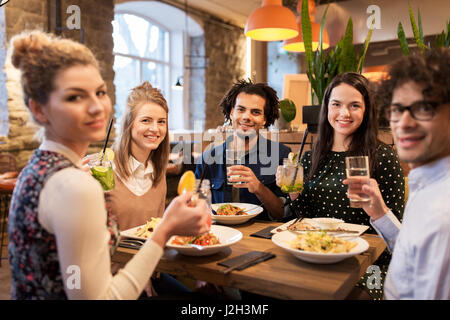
[225,148,242,185]
[345,156,370,208]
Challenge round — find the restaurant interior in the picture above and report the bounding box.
[0,0,448,301]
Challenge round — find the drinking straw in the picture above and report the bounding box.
[290,127,309,186]
[100,118,114,166]
[197,163,209,194]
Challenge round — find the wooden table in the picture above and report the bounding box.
[112,220,386,300]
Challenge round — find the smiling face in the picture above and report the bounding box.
[230,92,266,135]
[327,83,366,145]
[390,81,450,168]
[37,64,111,156]
[130,102,167,161]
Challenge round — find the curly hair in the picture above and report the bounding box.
[113,81,169,186]
[10,30,99,113]
[219,79,280,127]
[378,48,450,119]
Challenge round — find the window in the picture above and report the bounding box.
[112,13,170,122]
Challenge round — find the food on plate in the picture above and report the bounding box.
[290,232,358,253]
[171,232,220,246]
[216,204,247,216]
[133,217,162,238]
[287,220,317,231]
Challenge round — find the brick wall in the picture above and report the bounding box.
[0,0,115,169]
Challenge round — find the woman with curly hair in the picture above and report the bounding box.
[7,30,210,300]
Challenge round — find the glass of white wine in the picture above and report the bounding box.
[345,156,370,208]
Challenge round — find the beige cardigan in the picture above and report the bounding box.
[107,172,166,231]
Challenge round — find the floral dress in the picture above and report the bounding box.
[289,143,405,299]
[8,150,119,300]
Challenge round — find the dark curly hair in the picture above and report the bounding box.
[378,48,450,120]
[219,79,280,128]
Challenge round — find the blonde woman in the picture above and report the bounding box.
[108,81,170,231]
[7,30,209,300]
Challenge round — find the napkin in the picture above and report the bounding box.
[218,251,275,271]
[250,226,276,239]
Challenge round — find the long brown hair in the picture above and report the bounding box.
[309,72,379,180]
[113,81,169,186]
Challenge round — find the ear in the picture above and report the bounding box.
[28,99,49,124]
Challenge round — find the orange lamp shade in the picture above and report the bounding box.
[283,20,330,52]
[245,0,299,41]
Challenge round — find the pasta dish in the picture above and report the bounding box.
[134,218,162,238]
[171,232,221,246]
[290,232,357,253]
[216,204,247,216]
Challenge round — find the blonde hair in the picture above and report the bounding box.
[113,81,169,186]
[10,30,99,116]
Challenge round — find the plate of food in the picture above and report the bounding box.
[120,217,162,241]
[271,218,369,237]
[210,203,263,225]
[165,225,243,256]
[272,230,369,264]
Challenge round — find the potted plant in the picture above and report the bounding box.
[276,98,297,131]
[300,0,374,133]
[397,3,449,55]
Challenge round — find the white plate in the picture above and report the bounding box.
[272,231,369,264]
[120,225,155,241]
[165,225,243,256]
[211,203,263,225]
[271,218,369,237]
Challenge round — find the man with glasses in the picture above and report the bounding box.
[348,48,450,299]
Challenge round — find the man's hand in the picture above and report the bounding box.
[227,165,262,194]
[343,177,390,220]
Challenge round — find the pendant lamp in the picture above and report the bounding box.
[283,0,330,52]
[245,0,298,41]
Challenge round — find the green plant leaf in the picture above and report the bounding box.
[357,17,374,73]
[301,0,313,74]
[339,18,355,73]
[418,9,424,44]
[408,3,426,53]
[318,5,329,54]
[279,99,297,122]
[397,22,410,55]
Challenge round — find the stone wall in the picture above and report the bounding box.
[0,0,115,170]
[203,21,247,130]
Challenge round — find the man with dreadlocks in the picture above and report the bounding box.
[195,79,291,221]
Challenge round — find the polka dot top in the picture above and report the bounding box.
[289,143,405,233]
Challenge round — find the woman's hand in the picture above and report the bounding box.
[343,177,389,221]
[227,165,262,194]
[151,192,210,248]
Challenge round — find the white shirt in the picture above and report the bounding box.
[371,156,450,300]
[37,140,163,299]
[114,156,153,196]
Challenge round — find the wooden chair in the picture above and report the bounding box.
[0,153,18,267]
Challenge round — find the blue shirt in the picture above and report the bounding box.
[195,135,291,221]
[371,156,450,299]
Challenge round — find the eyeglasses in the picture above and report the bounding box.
[386,101,439,122]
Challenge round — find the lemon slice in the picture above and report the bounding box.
[101,148,114,161]
[288,152,297,164]
[93,166,108,173]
